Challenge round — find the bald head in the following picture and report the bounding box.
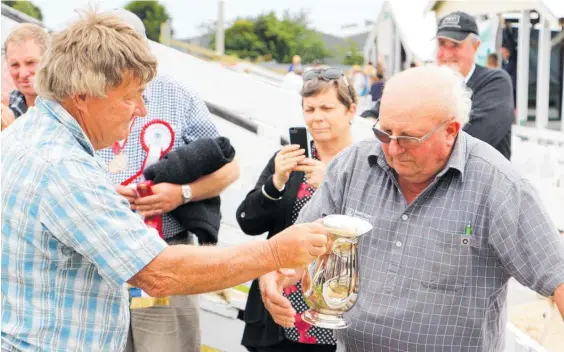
[382,65,472,125]
[376,65,471,186]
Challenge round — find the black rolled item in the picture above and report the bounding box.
[143,137,236,245]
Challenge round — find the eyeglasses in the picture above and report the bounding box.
[303,67,354,100]
[372,119,452,149]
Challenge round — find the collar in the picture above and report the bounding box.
[464,64,476,83]
[367,131,467,181]
[435,131,466,180]
[36,97,96,157]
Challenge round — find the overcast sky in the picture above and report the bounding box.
[32,0,382,39]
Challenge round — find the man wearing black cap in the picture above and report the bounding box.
[362,11,514,160]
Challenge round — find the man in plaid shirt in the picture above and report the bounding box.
[261,65,564,351]
[1,10,330,352]
[96,9,239,352]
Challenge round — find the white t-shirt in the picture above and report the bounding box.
[281,72,304,93]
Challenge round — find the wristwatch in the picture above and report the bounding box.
[181,184,192,204]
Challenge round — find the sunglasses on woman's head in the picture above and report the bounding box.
[303,68,354,99]
[303,67,345,81]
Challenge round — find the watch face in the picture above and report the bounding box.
[183,186,192,200]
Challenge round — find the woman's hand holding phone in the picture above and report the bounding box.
[273,145,306,191]
[293,158,326,189]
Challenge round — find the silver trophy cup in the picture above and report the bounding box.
[301,214,372,329]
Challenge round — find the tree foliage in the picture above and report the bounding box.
[4,1,43,21]
[124,0,169,42]
[223,19,266,60]
[211,11,332,63]
[337,39,364,65]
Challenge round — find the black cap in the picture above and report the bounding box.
[436,11,479,42]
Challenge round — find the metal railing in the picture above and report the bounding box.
[1,4,43,26]
[204,100,289,145]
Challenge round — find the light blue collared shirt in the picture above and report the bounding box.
[1,97,167,351]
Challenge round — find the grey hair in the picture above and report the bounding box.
[4,23,50,56]
[35,9,157,101]
[434,65,473,124]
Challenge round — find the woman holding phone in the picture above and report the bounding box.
[237,68,357,352]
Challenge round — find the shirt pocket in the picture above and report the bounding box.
[419,231,471,292]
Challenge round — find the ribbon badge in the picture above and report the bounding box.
[140,120,175,162]
[122,120,175,239]
[121,120,175,187]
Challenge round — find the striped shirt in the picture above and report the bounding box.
[297,132,564,351]
[1,97,168,351]
[97,74,219,240]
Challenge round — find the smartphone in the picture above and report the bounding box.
[289,127,310,158]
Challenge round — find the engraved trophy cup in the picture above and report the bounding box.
[301,214,372,329]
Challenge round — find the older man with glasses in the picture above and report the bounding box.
[260,64,564,352]
[0,10,330,352]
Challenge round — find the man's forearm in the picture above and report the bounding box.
[189,159,240,201]
[555,283,564,320]
[129,239,278,297]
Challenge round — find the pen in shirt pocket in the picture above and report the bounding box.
[464,222,473,235]
[460,222,473,245]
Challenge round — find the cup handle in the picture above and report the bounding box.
[302,266,313,295]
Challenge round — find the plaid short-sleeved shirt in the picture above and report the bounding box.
[97,74,219,240]
[297,132,564,351]
[1,98,168,351]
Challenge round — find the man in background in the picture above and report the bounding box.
[487,53,499,69]
[1,23,49,130]
[288,54,301,72]
[369,72,385,103]
[96,9,239,352]
[361,11,515,160]
[436,11,515,159]
[281,64,304,93]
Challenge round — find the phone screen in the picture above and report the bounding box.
[289,127,310,158]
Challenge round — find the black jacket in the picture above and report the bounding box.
[360,65,514,160]
[236,152,305,348]
[502,27,518,90]
[463,65,514,160]
[143,137,236,244]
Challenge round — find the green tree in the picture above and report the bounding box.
[254,12,296,63]
[211,19,267,60]
[3,1,43,21]
[338,39,364,65]
[294,31,332,64]
[210,11,331,63]
[124,0,169,42]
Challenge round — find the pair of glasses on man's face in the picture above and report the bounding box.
[372,118,452,149]
[303,68,354,100]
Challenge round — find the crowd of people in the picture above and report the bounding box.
[1,8,563,352]
[281,58,386,116]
